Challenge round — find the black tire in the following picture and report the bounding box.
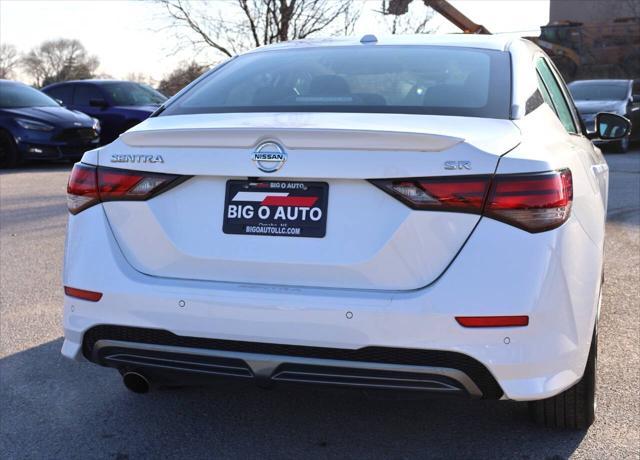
[0,129,21,168]
[611,136,630,153]
[528,328,597,429]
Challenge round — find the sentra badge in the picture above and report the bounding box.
[111,154,164,164]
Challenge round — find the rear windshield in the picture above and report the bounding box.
[569,82,628,101]
[0,82,59,108]
[162,46,512,119]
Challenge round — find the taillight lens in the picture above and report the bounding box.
[485,169,572,233]
[67,163,185,214]
[370,169,572,233]
[372,176,491,214]
[67,163,99,214]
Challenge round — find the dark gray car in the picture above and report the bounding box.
[568,79,640,153]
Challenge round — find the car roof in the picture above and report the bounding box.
[569,79,631,86]
[248,34,518,54]
[0,79,29,85]
[45,79,138,87]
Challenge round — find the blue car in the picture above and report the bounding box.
[0,80,100,167]
[42,80,167,145]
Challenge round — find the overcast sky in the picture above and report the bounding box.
[1,0,549,83]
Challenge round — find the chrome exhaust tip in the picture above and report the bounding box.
[122,372,150,394]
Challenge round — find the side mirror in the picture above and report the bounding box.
[89,98,108,108]
[589,112,631,140]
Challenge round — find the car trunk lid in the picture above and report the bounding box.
[99,112,519,290]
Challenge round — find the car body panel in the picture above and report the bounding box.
[96,113,520,290]
[246,34,517,53]
[510,103,608,244]
[62,201,600,401]
[2,106,91,124]
[62,36,608,403]
[122,112,520,154]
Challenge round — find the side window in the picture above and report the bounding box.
[535,59,577,133]
[74,85,104,106]
[45,85,73,106]
[536,73,556,115]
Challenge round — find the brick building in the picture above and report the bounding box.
[550,0,639,23]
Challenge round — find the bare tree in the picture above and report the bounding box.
[158,61,207,96]
[126,72,158,87]
[21,39,99,87]
[155,0,360,59]
[0,44,20,79]
[624,0,640,16]
[93,72,114,80]
[378,0,435,34]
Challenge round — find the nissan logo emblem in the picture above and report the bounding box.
[251,142,287,173]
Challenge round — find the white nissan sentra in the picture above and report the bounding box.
[62,35,631,429]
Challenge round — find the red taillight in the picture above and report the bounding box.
[455,315,529,327]
[418,177,490,211]
[67,163,99,214]
[64,286,103,302]
[373,176,491,213]
[485,169,573,233]
[370,169,572,233]
[67,163,185,214]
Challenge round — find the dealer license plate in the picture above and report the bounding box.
[223,180,329,238]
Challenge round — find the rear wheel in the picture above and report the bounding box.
[528,328,597,429]
[0,130,21,168]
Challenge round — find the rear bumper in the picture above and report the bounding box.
[62,205,602,401]
[85,325,501,398]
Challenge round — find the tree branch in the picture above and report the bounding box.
[158,0,235,57]
[238,0,262,47]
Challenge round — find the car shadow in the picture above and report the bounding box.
[1,338,587,460]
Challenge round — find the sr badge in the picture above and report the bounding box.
[444,160,471,170]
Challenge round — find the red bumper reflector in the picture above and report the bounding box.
[64,286,103,302]
[455,315,529,328]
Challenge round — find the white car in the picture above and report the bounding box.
[62,35,630,429]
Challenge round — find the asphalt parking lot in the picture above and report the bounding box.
[1,149,639,459]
